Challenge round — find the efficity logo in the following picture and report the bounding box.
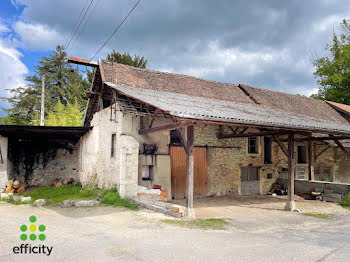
[13,215,53,256]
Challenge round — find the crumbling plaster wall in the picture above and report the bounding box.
[0,136,8,189]
[78,107,139,197]
[314,144,350,184]
[122,114,172,199]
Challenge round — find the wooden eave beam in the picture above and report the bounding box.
[176,128,188,154]
[330,135,350,157]
[272,135,288,157]
[315,146,331,160]
[218,131,291,139]
[148,109,160,128]
[139,120,193,135]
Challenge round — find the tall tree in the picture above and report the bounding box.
[106,50,148,68]
[2,46,89,124]
[46,99,84,127]
[312,19,350,104]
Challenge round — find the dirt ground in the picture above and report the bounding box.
[171,195,349,219]
[0,197,349,261]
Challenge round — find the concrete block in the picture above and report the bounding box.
[34,199,47,206]
[75,200,100,207]
[61,199,75,207]
[21,197,31,203]
[285,200,296,211]
[0,193,10,200]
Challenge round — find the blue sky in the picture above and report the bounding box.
[0,0,349,116]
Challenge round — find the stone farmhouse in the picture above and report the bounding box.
[1,57,350,216]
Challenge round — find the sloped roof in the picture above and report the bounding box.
[101,60,254,104]
[106,83,350,134]
[326,101,350,116]
[93,60,350,134]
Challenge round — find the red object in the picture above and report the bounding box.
[153,185,161,190]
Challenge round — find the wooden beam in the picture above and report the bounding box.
[315,145,331,160]
[308,141,314,181]
[279,135,350,142]
[139,121,192,135]
[148,109,160,128]
[186,125,194,216]
[0,146,3,164]
[330,135,350,157]
[286,133,295,211]
[219,131,290,139]
[272,135,288,157]
[176,128,188,154]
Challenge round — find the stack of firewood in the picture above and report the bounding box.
[5,180,25,193]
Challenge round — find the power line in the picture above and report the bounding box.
[66,0,95,50]
[89,0,142,62]
[64,0,90,48]
[68,0,101,53]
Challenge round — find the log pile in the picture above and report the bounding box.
[5,180,25,193]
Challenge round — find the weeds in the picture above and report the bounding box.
[161,218,229,230]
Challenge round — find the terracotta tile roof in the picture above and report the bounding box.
[326,101,350,116]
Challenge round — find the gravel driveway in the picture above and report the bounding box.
[0,201,349,262]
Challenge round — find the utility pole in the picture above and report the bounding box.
[40,75,45,126]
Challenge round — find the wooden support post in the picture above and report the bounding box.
[186,125,195,218]
[308,141,314,181]
[285,133,296,211]
[0,146,3,164]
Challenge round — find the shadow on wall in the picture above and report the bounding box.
[8,137,79,186]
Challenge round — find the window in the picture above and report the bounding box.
[170,130,181,145]
[264,137,272,164]
[248,137,258,154]
[111,134,116,157]
[315,166,333,182]
[297,145,307,164]
[241,167,259,181]
[142,165,153,181]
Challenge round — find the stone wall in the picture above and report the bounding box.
[0,136,8,189]
[194,125,285,196]
[78,104,350,199]
[7,138,79,186]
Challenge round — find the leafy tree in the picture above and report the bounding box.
[312,19,350,104]
[0,116,12,125]
[1,45,89,125]
[106,50,147,68]
[46,99,84,126]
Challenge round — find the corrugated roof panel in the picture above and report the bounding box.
[106,82,350,134]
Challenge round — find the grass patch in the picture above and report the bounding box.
[19,185,138,210]
[99,188,138,210]
[302,213,329,219]
[23,185,98,205]
[340,194,350,210]
[161,218,229,230]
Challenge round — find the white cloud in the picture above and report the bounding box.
[313,15,343,33]
[0,37,28,100]
[13,21,64,50]
[178,41,289,78]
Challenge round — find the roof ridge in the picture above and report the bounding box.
[101,59,240,87]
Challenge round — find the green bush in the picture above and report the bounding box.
[99,188,138,210]
[341,194,350,209]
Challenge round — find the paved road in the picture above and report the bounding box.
[0,202,349,261]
